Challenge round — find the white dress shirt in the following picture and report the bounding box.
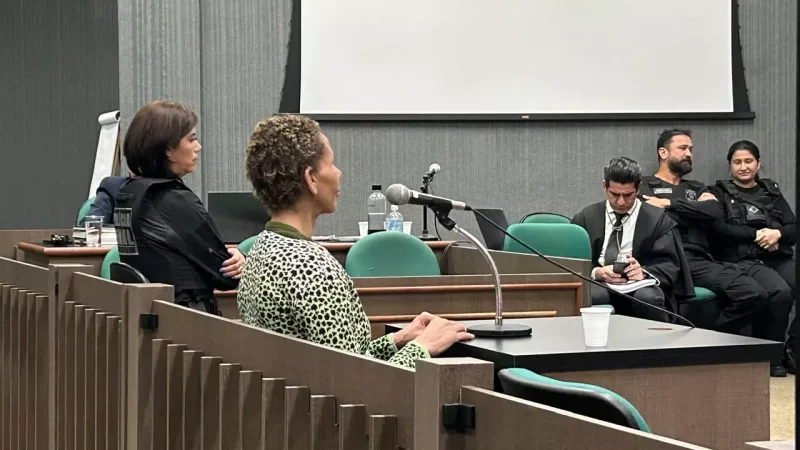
[591,199,641,280]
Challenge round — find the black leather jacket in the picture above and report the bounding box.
[114,177,238,305]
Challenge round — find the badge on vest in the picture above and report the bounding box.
[685,190,697,200]
[653,187,672,195]
[745,204,766,223]
[113,207,139,256]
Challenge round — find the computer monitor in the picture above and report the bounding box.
[206,192,271,244]
[472,208,509,251]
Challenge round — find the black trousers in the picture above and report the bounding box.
[175,290,222,316]
[590,284,669,323]
[688,255,792,345]
[762,257,796,348]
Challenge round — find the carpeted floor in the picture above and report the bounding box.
[771,375,796,440]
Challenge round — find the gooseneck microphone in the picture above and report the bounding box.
[387,183,532,338]
[386,183,468,212]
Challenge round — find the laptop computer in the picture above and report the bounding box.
[206,192,271,244]
[472,208,509,251]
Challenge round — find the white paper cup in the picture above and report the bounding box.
[580,306,612,347]
[402,221,412,234]
[358,221,368,237]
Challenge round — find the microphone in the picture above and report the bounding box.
[386,183,469,212]
[424,163,441,180]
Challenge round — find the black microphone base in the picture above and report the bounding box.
[417,233,440,241]
[467,323,532,338]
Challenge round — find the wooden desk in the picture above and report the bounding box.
[387,316,779,450]
[440,244,592,306]
[16,241,108,273]
[15,239,455,274]
[0,229,73,259]
[216,273,585,336]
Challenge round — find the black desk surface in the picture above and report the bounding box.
[387,316,781,373]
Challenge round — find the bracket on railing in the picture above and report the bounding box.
[139,313,159,330]
[442,403,475,432]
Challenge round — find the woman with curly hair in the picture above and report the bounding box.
[236,114,472,368]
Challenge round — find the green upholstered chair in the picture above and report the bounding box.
[503,223,591,260]
[345,232,441,278]
[99,245,120,280]
[76,196,96,226]
[691,287,716,301]
[678,287,720,330]
[498,368,650,432]
[520,212,571,224]
[238,235,257,256]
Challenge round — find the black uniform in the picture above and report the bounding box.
[114,177,239,314]
[640,176,788,345]
[710,178,795,353]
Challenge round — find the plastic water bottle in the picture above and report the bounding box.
[366,184,387,234]
[385,205,403,232]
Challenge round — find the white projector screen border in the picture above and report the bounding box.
[278,0,753,122]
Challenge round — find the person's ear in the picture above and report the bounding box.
[601,179,607,191]
[165,147,177,162]
[304,167,318,196]
[756,160,761,172]
[658,147,668,161]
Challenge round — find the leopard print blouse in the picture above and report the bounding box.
[236,230,428,368]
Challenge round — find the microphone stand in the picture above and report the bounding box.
[432,208,532,338]
[418,175,439,241]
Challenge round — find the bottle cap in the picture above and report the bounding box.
[371,184,381,190]
[391,205,398,211]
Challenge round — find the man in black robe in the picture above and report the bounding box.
[572,157,692,323]
[638,129,792,377]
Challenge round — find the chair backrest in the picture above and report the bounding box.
[76,196,96,225]
[238,235,257,256]
[109,261,150,283]
[503,223,591,259]
[521,212,571,224]
[345,232,441,277]
[498,368,650,432]
[99,245,120,279]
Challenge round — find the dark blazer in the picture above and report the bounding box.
[82,176,128,225]
[571,201,694,310]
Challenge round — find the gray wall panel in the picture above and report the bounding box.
[0,0,119,228]
[118,0,203,193]
[119,0,796,242]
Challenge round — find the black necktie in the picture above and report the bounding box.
[604,212,626,264]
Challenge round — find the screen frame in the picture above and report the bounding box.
[279,0,754,122]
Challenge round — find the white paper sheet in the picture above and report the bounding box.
[88,110,120,198]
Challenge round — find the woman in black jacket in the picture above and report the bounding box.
[709,140,795,373]
[114,100,244,314]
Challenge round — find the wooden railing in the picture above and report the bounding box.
[0,258,709,450]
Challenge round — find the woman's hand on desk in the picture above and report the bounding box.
[220,248,246,279]
[412,317,475,357]
[393,311,436,348]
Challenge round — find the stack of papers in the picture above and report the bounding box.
[72,226,118,247]
[604,278,657,294]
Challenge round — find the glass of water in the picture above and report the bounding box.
[84,215,104,247]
